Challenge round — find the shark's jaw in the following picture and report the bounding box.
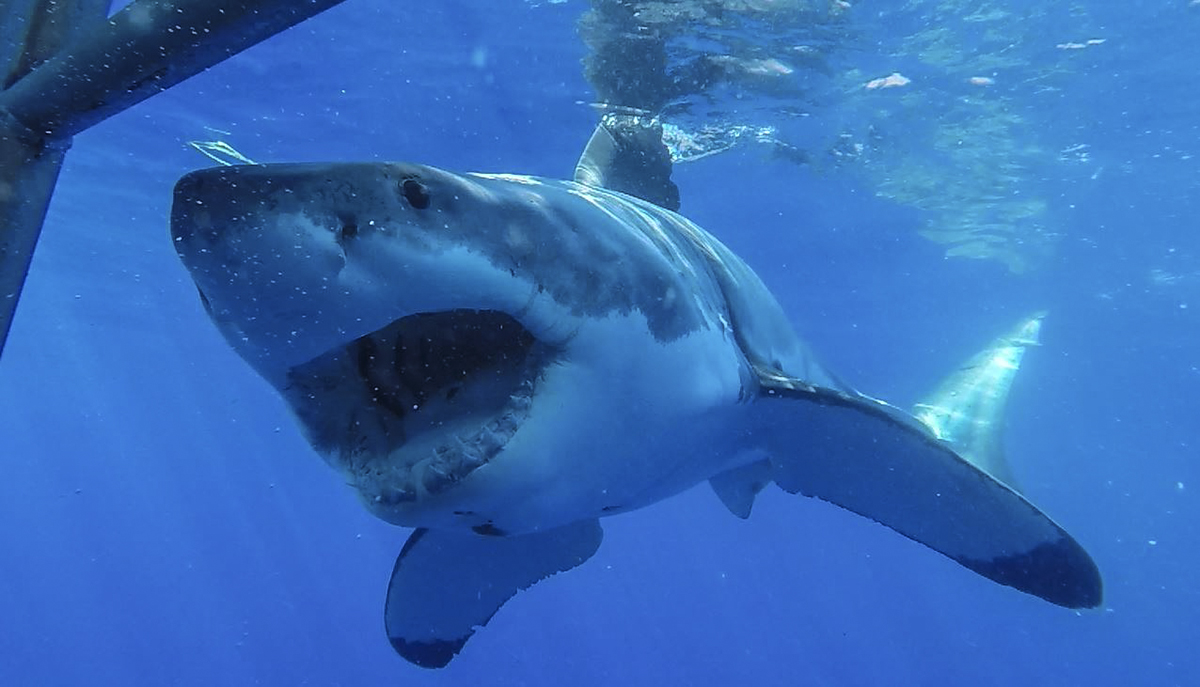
[287,308,557,511]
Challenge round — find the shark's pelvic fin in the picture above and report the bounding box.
[913,311,1048,491]
[709,458,773,519]
[574,112,681,211]
[384,520,604,668]
[752,367,1101,609]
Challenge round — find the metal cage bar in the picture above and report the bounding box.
[0,0,349,360]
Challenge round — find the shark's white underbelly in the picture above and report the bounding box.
[391,310,752,534]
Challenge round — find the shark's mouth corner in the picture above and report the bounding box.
[289,308,553,508]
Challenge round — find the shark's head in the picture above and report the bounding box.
[171,162,743,531]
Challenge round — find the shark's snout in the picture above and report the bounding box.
[172,161,693,390]
[172,165,273,241]
[170,169,222,246]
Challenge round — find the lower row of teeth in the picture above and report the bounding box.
[374,381,535,503]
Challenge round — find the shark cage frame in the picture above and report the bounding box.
[0,0,350,361]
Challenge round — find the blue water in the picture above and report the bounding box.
[2,1,1196,685]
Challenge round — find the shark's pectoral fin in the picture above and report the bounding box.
[384,520,604,668]
[710,458,773,518]
[755,378,1101,609]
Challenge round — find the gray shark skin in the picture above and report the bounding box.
[171,161,1101,669]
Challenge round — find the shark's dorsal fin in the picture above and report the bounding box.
[574,113,680,211]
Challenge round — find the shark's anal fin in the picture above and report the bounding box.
[384,520,604,668]
[710,458,773,519]
[574,112,680,211]
[754,372,1101,609]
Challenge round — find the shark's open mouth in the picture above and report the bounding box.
[291,309,553,505]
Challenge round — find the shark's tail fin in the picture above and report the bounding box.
[913,311,1048,492]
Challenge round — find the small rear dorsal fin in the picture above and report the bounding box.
[574,113,680,211]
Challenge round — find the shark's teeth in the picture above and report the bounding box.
[476,427,504,454]
[454,436,485,467]
[352,337,550,503]
[493,412,520,434]
[375,486,416,504]
[386,382,540,499]
[459,449,486,468]
[421,474,453,495]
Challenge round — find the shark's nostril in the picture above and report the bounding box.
[336,212,359,242]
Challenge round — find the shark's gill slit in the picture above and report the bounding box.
[352,309,548,499]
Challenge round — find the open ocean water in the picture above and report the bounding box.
[1,1,1196,685]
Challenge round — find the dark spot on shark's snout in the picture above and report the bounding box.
[401,178,431,209]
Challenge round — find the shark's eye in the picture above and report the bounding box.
[401,178,431,210]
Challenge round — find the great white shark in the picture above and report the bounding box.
[169,123,1101,669]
